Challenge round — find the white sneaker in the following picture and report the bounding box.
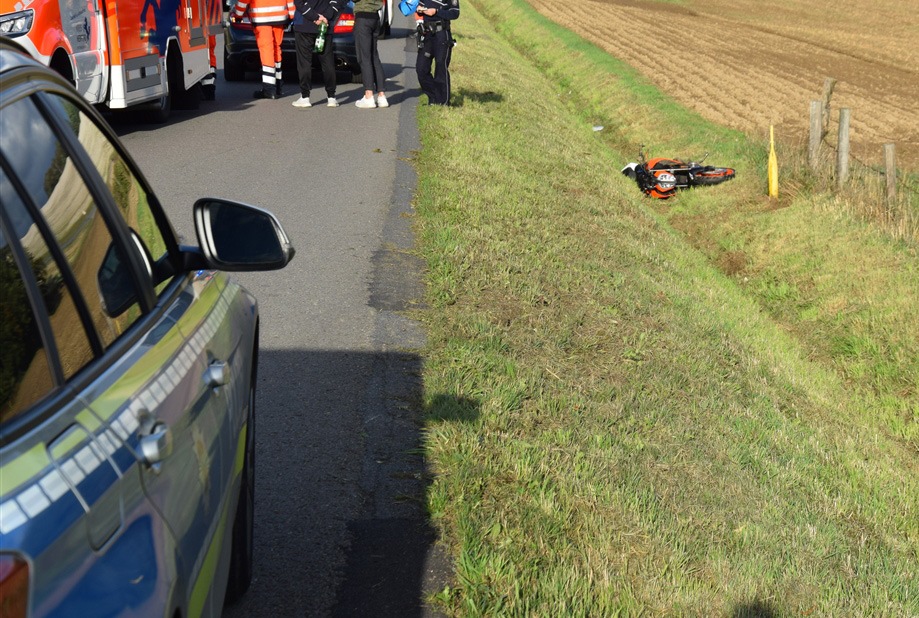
[327,97,339,107]
[376,94,389,108]
[292,96,311,108]
[355,96,376,109]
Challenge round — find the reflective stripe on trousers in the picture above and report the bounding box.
[254,25,285,85]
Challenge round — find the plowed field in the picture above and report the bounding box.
[525,0,919,170]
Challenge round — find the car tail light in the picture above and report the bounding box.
[333,13,354,34]
[0,554,29,618]
[229,14,254,30]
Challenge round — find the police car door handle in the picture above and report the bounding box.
[139,422,174,471]
[205,360,228,388]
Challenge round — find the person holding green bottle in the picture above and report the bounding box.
[292,0,341,108]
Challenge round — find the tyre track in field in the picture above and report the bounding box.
[526,0,919,168]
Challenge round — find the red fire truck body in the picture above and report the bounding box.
[0,0,221,115]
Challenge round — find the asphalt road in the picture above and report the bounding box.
[113,14,448,617]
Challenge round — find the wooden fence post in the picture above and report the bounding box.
[809,101,823,170]
[821,77,837,141]
[836,108,850,188]
[884,144,897,208]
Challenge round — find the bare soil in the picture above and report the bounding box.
[525,0,919,170]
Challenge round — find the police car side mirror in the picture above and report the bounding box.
[190,198,296,272]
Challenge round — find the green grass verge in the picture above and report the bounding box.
[411,0,919,615]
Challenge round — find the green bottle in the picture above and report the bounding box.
[315,21,328,52]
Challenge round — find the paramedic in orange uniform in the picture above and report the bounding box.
[202,35,217,100]
[232,0,295,98]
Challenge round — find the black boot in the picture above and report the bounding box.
[275,81,283,98]
[253,85,278,100]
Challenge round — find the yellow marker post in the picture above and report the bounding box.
[768,125,779,198]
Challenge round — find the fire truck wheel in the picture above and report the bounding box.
[49,51,74,86]
[146,92,171,124]
[167,50,201,111]
[166,67,201,109]
[173,82,202,110]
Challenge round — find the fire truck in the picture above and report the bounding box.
[0,0,222,119]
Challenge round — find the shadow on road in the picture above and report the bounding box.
[220,28,445,615]
[224,347,478,617]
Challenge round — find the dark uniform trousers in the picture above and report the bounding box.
[417,24,453,105]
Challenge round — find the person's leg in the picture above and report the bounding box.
[254,25,278,98]
[443,38,453,104]
[354,17,376,96]
[317,32,337,99]
[432,29,452,105]
[416,35,436,103]
[202,34,217,100]
[294,31,315,98]
[369,18,385,95]
[273,26,284,96]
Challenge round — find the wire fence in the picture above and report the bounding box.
[796,90,918,245]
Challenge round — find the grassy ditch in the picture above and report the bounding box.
[411,0,918,615]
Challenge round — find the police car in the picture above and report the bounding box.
[0,36,294,617]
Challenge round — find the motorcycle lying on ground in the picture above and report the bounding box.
[621,145,736,199]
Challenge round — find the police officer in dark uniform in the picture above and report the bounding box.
[415,0,459,106]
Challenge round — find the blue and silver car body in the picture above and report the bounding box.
[2,275,256,616]
[0,36,293,617]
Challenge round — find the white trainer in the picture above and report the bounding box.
[355,96,376,109]
[376,94,389,108]
[292,96,311,108]
[327,97,339,107]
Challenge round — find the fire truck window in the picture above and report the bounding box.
[0,168,72,409]
[0,95,142,356]
[44,93,174,295]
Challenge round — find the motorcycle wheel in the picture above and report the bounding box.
[693,167,735,185]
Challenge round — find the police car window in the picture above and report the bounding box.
[0,95,142,355]
[0,168,68,418]
[43,94,174,294]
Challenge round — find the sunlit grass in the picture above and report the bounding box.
[411,0,919,615]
